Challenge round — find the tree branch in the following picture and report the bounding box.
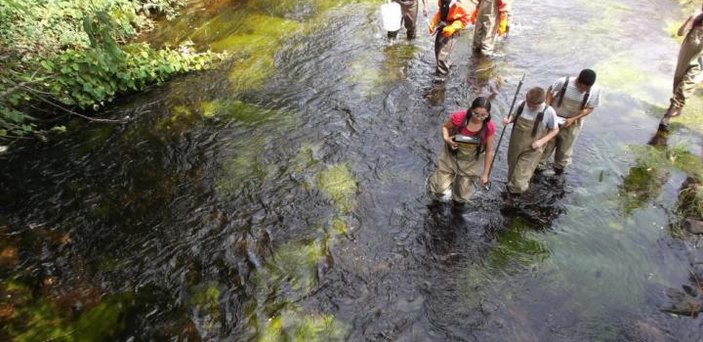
[27,91,125,124]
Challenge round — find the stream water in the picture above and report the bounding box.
[2,0,703,341]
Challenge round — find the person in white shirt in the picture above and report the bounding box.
[537,69,601,174]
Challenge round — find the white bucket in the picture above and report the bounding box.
[381,1,402,32]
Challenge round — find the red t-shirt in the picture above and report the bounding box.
[449,110,496,144]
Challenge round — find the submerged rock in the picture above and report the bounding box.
[661,286,702,317]
[683,218,703,234]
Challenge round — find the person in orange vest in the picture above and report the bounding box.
[388,0,430,40]
[428,0,471,77]
[471,0,510,56]
[660,5,703,131]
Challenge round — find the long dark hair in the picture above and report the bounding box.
[460,97,492,160]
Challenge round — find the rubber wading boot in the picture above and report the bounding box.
[659,103,682,131]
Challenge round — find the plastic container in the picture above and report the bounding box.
[381,1,402,32]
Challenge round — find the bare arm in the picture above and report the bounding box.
[532,126,559,150]
[545,86,554,106]
[480,133,494,184]
[563,107,594,128]
[422,0,429,16]
[678,15,695,37]
[442,119,458,149]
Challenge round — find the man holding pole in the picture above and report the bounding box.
[502,87,559,198]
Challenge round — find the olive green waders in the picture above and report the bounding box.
[429,142,483,202]
[435,32,457,76]
[538,119,581,171]
[672,27,703,108]
[539,86,586,171]
[473,0,498,55]
[507,117,548,194]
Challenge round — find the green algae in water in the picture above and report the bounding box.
[330,216,348,238]
[155,104,197,132]
[209,14,301,54]
[487,218,549,271]
[317,163,358,213]
[616,143,702,216]
[593,55,670,105]
[200,100,223,118]
[216,147,271,196]
[290,143,321,174]
[229,55,275,92]
[6,292,132,342]
[258,309,347,342]
[72,294,133,341]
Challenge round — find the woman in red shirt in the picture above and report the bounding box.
[428,97,496,203]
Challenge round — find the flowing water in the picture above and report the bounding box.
[2,0,703,340]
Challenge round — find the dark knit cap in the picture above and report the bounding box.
[577,69,597,87]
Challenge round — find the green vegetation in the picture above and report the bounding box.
[0,0,217,141]
[619,143,703,214]
[317,163,358,213]
[1,279,133,341]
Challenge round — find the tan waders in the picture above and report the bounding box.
[429,142,482,203]
[661,26,703,129]
[435,32,457,76]
[538,118,581,171]
[507,117,547,194]
[539,82,587,171]
[388,0,419,39]
[472,0,498,55]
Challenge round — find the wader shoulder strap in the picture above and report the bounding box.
[556,76,569,108]
[580,91,590,110]
[509,101,525,136]
[531,111,545,138]
[513,101,525,120]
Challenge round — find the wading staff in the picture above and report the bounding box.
[483,73,525,190]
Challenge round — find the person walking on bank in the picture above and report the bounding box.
[387,0,430,40]
[428,0,471,77]
[660,6,703,131]
[538,69,601,175]
[471,0,510,56]
[428,97,496,204]
[503,87,559,198]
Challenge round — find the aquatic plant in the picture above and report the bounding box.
[317,163,358,213]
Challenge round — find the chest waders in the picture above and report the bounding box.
[507,101,546,181]
[539,77,590,171]
[451,117,486,178]
[484,73,525,191]
[555,76,590,117]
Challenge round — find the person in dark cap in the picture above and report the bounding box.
[537,69,601,175]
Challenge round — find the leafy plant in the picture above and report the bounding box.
[0,0,215,141]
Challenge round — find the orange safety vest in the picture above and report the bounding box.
[430,0,471,29]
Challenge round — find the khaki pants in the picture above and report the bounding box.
[507,117,547,194]
[539,119,582,171]
[429,143,482,202]
[435,32,457,75]
[672,28,703,107]
[472,0,498,55]
[388,0,418,39]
